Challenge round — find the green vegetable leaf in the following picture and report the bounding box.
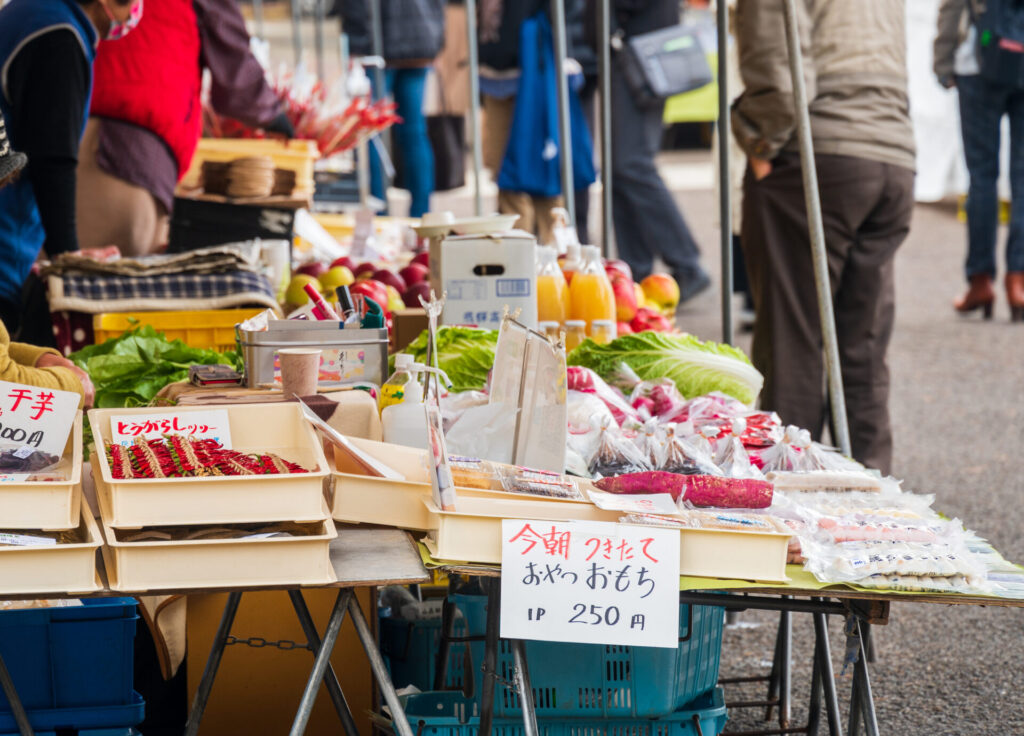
[567,331,764,405]
[393,326,499,392]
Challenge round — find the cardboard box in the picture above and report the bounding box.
[429,230,537,329]
[392,308,429,353]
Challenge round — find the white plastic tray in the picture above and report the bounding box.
[677,526,791,583]
[88,404,329,527]
[0,412,83,530]
[0,505,101,594]
[97,481,337,592]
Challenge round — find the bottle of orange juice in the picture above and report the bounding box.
[560,243,582,285]
[569,246,616,335]
[536,246,570,325]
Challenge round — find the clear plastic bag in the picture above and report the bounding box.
[765,469,895,494]
[662,424,721,475]
[589,416,651,477]
[638,419,666,469]
[629,379,688,423]
[566,366,639,426]
[566,390,616,470]
[803,538,988,583]
[712,418,764,480]
[759,426,812,473]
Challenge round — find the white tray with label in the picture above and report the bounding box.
[0,504,101,594]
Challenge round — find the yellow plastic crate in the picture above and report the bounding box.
[93,309,266,352]
[180,138,320,195]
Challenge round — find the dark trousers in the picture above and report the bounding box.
[956,73,1024,279]
[610,62,701,282]
[741,153,914,475]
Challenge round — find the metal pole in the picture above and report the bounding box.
[853,621,880,736]
[813,610,843,736]
[717,0,734,345]
[598,0,613,254]
[479,577,501,736]
[779,608,792,729]
[0,651,33,736]
[466,0,484,215]
[185,592,242,736]
[511,640,540,736]
[781,0,852,457]
[358,139,371,207]
[288,590,360,735]
[551,0,576,228]
[368,0,386,98]
[314,0,326,83]
[291,0,303,67]
[290,590,352,736]
[253,0,264,39]
[348,594,416,736]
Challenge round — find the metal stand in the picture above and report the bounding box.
[847,621,879,736]
[348,592,415,736]
[290,590,352,736]
[313,0,326,83]
[465,0,484,215]
[717,0,733,345]
[550,0,576,228]
[0,650,33,736]
[184,592,242,736]
[597,0,613,254]
[290,0,303,67]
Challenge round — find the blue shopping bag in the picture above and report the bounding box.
[498,12,597,198]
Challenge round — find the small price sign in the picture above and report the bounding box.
[110,410,233,448]
[0,380,79,457]
[500,519,680,648]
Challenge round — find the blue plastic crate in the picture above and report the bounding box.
[0,598,138,714]
[0,691,144,734]
[394,687,728,736]
[380,594,488,692]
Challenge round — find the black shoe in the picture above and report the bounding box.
[676,268,711,305]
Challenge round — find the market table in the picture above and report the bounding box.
[0,528,430,736]
[427,556,1024,736]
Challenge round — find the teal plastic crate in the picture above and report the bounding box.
[392,687,728,736]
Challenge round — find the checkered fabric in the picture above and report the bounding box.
[59,269,275,303]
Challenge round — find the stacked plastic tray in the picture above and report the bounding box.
[380,595,728,734]
[89,403,338,592]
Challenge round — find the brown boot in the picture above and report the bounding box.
[954,274,995,319]
[1006,272,1024,322]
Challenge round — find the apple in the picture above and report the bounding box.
[372,268,407,294]
[399,263,429,287]
[350,280,390,316]
[319,265,354,293]
[285,274,320,305]
[411,252,430,268]
[631,307,672,334]
[330,256,355,271]
[641,273,681,314]
[353,262,377,279]
[605,259,633,281]
[616,321,633,336]
[384,285,405,314]
[295,261,327,279]
[402,282,431,308]
[609,271,637,322]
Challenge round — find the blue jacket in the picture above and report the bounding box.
[0,0,96,303]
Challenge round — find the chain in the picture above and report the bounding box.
[224,635,313,652]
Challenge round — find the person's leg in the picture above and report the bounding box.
[1005,87,1024,275]
[391,67,434,217]
[834,163,914,474]
[609,63,704,287]
[533,195,566,246]
[367,72,392,210]
[499,190,537,235]
[574,76,598,244]
[957,74,1005,280]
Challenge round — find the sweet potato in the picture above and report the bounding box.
[595,472,773,508]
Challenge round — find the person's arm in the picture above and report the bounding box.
[0,336,87,406]
[730,0,815,167]
[935,0,968,87]
[194,0,288,130]
[4,30,89,256]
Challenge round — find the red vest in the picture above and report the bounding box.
[90,0,202,180]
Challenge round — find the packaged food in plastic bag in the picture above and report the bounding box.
[589,417,651,477]
[566,366,639,426]
[595,471,773,508]
[713,418,764,480]
[765,469,891,493]
[630,379,688,423]
[499,465,584,500]
[662,424,721,475]
[566,390,616,469]
[802,538,988,584]
[638,419,666,469]
[758,426,812,473]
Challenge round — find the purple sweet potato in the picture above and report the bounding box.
[682,475,773,509]
[594,471,688,501]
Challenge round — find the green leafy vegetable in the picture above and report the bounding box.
[70,326,241,409]
[567,331,763,405]
[395,326,498,392]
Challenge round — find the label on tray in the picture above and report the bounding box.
[500,519,680,648]
[0,533,56,547]
[587,490,679,515]
[110,410,232,448]
[0,380,79,458]
[0,474,30,484]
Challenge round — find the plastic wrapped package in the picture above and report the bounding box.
[662,424,721,475]
[638,419,666,469]
[498,465,584,500]
[448,456,496,489]
[629,378,688,423]
[595,472,773,508]
[802,538,988,583]
[801,441,867,472]
[786,491,938,522]
[766,469,891,493]
[676,507,791,534]
[815,517,954,545]
[758,426,813,473]
[852,573,988,595]
[566,366,639,426]
[566,390,616,469]
[712,418,764,480]
[588,417,651,477]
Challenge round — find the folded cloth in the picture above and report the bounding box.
[47,269,278,314]
[136,595,187,680]
[41,243,263,279]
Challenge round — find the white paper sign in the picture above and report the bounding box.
[109,410,233,448]
[500,519,680,648]
[0,380,79,457]
[587,490,680,515]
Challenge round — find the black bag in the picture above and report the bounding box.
[972,0,1024,88]
[612,23,713,108]
[427,113,466,191]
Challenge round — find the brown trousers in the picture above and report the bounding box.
[741,153,914,475]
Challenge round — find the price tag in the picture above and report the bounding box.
[500,519,680,648]
[110,410,232,448]
[0,380,79,457]
[587,490,680,515]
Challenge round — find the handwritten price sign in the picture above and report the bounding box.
[500,519,680,648]
[0,380,79,457]
[109,410,233,448]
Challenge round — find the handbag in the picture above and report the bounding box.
[612,22,714,109]
[498,12,597,198]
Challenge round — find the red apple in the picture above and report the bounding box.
[353,262,377,279]
[350,280,390,316]
[402,282,432,308]
[605,259,633,281]
[411,252,430,268]
[372,268,407,293]
[631,308,672,334]
[609,271,638,322]
[641,273,680,314]
[399,263,429,287]
[330,256,355,271]
[295,261,327,279]
[616,321,633,336]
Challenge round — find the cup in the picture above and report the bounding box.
[278,348,321,400]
